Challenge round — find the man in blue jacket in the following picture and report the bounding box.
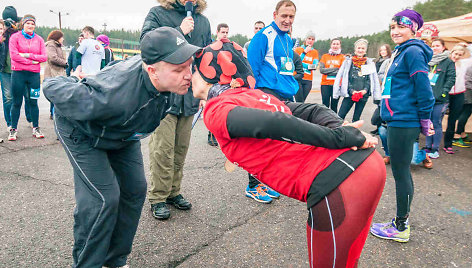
[247,0,299,101]
[243,0,299,203]
[43,27,200,268]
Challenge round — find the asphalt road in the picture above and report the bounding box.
[0,79,471,267]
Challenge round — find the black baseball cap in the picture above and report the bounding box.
[141,27,201,65]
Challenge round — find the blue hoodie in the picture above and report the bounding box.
[247,22,299,98]
[380,39,435,128]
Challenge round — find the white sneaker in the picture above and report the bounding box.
[7,126,11,132]
[8,128,17,141]
[32,127,44,139]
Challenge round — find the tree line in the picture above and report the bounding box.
[35,0,472,56]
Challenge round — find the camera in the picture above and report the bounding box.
[4,18,16,28]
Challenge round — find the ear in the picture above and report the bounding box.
[273,11,277,20]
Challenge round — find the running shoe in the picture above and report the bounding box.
[8,128,17,141]
[260,184,280,199]
[421,147,431,154]
[443,147,454,154]
[370,218,410,242]
[452,138,470,148]
[32,127,45,139]
[151,202,170,220]
[427,151,439,159]
[245,184,272,203]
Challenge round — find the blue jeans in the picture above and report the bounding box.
[379,125,389,156]
[0,72,12,127]
[425,103,447,152]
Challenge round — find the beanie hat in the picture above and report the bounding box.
[305,31,315,40]
[393,9,424,32]
[2,6,19,22]
[22,14,36,25]
[354,38,368,48]
[195,39,256,91]
[96,34,110,46]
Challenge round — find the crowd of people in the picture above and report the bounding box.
[0,0,471,267]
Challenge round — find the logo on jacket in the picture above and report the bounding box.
[176,37,185,46]
[95,45,100,50]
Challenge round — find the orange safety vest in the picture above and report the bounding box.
[294,47,319,81]
[320,53,345,85]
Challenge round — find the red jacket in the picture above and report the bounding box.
[204,88,349,202]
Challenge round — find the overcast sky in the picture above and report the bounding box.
[4,0,425,40]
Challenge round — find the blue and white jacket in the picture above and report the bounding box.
[380,39,434,128]
[247,22,299,98]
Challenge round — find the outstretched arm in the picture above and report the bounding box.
[226,106,365,149]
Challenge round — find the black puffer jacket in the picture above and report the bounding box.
[141,0,212,116]
[430,57,456,104]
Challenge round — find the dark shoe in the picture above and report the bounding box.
[207,132,218,147]
[166,194,192,210]
[151,202,170,220]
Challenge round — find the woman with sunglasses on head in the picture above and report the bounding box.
[370,10,435,243]
[192,39,386,268]
[8,14,47,141]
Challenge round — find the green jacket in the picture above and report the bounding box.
[140,1,212,116]
[430,58,456,104]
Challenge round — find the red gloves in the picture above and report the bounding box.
[351,92,364,102]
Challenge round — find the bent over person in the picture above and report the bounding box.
[192,39,386,268]
[43,27,200,268]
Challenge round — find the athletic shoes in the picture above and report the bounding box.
[166,194,192,210]
[260,184,280,199]
[427,151,440,159]
[370,218,410,242]
[8,128,17,141]
[245,184,273,203]
[443,147,455,154]
[32,127,44,139]
[452,138,470,148]
[151,202,170,220]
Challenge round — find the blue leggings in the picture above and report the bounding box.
[11,71,40,129]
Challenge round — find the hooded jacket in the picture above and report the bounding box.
[44,40,67,78]
[140,0,211,116]
[380,39,434,128]
[43,55,171,150]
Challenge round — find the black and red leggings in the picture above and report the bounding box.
[306,152,386,268]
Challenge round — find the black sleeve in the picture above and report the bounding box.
[293,52,304,81]
[284,101,343,128]
[226,106,366,149]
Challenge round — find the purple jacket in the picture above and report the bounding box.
[9,31,47,73]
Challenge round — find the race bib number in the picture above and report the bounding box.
[327,75,336,80]
[382,77,392,99]
[429,72,439,86]
[30,87,40,100]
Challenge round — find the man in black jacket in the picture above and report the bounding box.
[141,0,212,220]
[44,27,200,268]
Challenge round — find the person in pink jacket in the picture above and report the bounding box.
[8,14,47,141]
